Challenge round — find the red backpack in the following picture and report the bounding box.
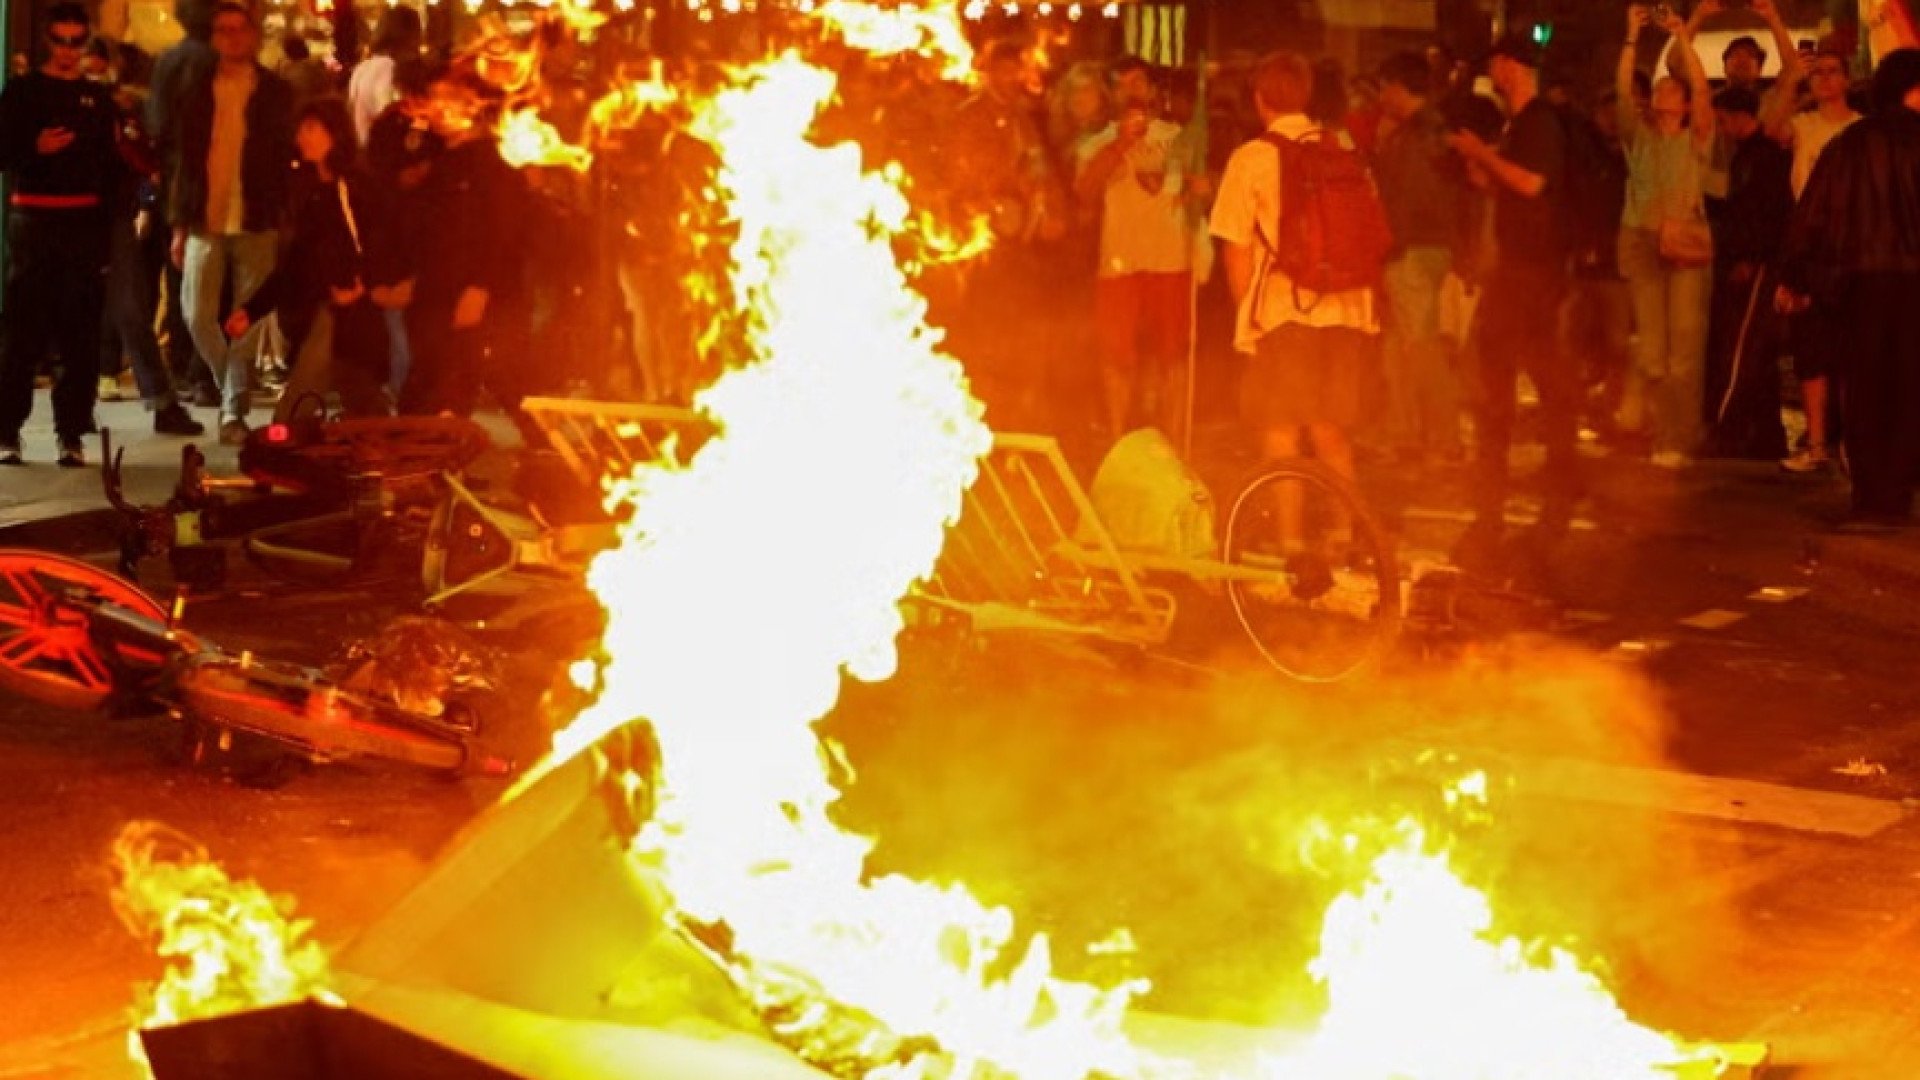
[1254,130,1394,312]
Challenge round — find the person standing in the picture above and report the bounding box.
[0,3,120,467]
[148,0,218,409]
[166,1,293,445]
[223,98,392,423]
[1443,32,1573,570]
[1075,57,1193,447]
[1703,86,1792,460]
[1777,50,1920,527]
[400,64,527,421]
[1616,4,1717,468]
[1762,32,1861,473]
[1210,51,1379,546]
[348,5,421,147]
[1372,49,1463,466]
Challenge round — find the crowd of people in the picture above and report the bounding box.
[0,0,1917,545]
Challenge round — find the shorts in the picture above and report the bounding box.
[1238,321,1375,430]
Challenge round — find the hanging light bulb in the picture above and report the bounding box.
[1101,1,1117,15]
[1067,2,1081,18]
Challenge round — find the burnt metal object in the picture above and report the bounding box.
[142,999,522,1080]
[0,547,511,780]
[101,430,233,590]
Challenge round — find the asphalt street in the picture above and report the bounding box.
[2,394,1919,1078]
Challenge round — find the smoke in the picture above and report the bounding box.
[824,634,1733,1033]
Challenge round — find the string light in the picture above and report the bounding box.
[1066,2,1080,17]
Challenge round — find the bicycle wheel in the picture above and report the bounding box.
[0,550,169,711]
[1221,459,1400,682]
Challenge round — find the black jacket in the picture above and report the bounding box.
[1372,104,1463,254]
[242,165,395,344]
[0,72,121,203]
[165,61,294,234]
[411,138,527,310]
[1779,107,1920,296]
[1718,131,1793,268]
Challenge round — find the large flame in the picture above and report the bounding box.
[1255,780,1715,1080]
[814,0,976,81]
[110,822,333,1073]
[528,15,1742,1080]
[545,49,1155,1079]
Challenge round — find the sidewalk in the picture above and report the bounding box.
[0,393,242,531]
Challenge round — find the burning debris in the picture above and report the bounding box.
[334,615,498,718]
[110,822,334,1075]
[107,6,1768,1080]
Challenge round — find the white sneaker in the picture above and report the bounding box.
[1780,446,1829,473]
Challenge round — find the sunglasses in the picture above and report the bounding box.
[47,29,87,47]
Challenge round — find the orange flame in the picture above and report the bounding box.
[516,13,1738,1080]
[813,0,976,82]
[110,822,333,1074]
[497,107,595,171]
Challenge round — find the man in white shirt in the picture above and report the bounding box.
[348,5,421,146]
[167,2,292,445]
[1210,51,1379,544]
[1763,35,1860,473]
[1075,57,1193,447]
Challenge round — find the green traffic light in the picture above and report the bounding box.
[1531,22,1553,45]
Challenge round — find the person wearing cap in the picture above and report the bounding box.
[1777,49,1920,527]
[1762,31,1860,474]
[0,2,121,468]
[1442,30,1575,571]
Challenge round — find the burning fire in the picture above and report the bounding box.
[498,107,595,171]
[531,12,1728,1080]
[540,45,1154,1078]
[814,0,976,81]
[110,822,333,1072]
[103,5,1742,1079]
[1256,777,1721,1080]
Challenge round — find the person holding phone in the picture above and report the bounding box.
[0,3,121,467]
[1075,57,1193,447]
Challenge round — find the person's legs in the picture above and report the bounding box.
[1840,276,1905,516]
[1402,247,1455,454]
[179,232,233,414]
[331,303,391,417]
[0,213,54,446]
[50,212,109,447]
[273,310,332,424]
[1620,228,1670,423]
[1142,270,1193,448]
[1381,252,1423,453]
[1524,274,1580,529]
[222,231,279,424]
[1094,273,1143,442]
[1655,262,1712,456]
[1468,274,1525,526]
[107,216,176,412]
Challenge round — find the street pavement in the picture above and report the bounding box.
[3,391,1920,1077]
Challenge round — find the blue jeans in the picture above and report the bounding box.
[1381,246,1458,454]
[105,215,174,411]
[1618,228,1711,455]
[181,230,277,422]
